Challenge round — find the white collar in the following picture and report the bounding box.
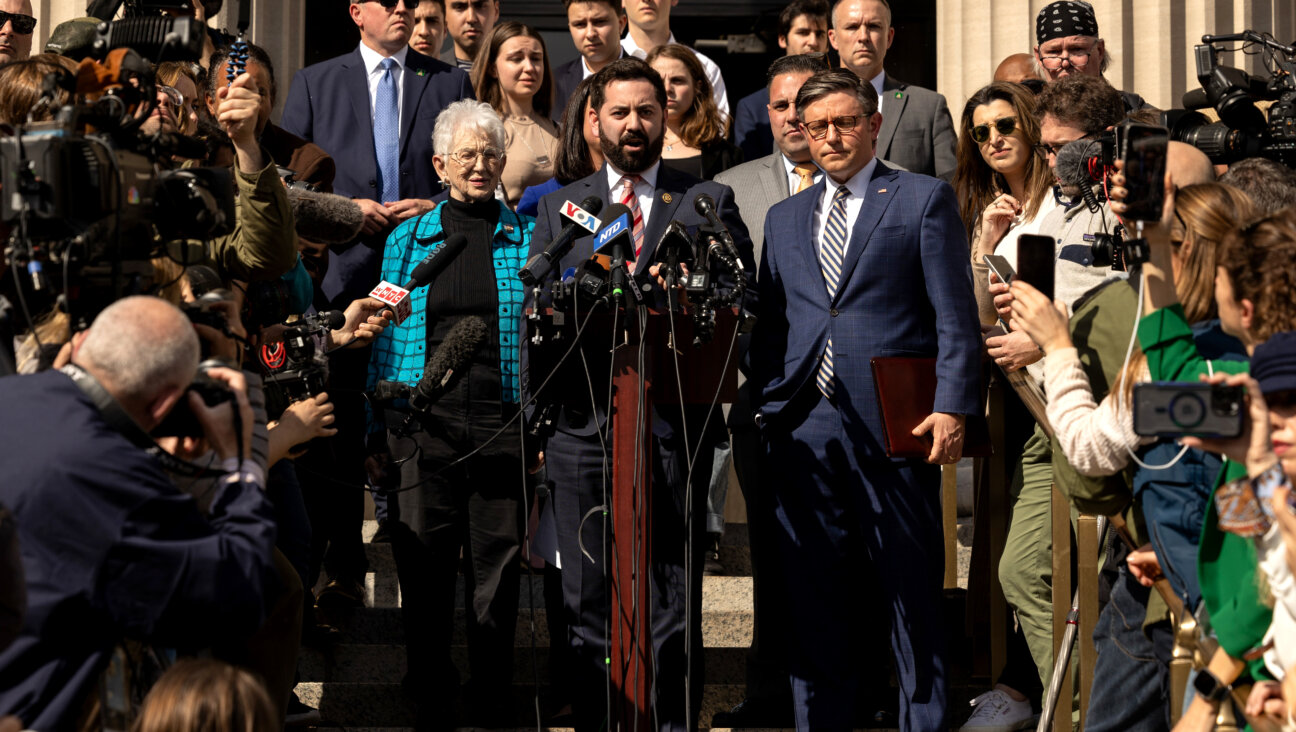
[826,157,879,198]
[358,42,409,74]
[869,70,886,100]
[605,159,661,192]
[621,31,677,58]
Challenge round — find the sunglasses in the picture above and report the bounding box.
[970,117,1018,144]
[360,0,421,8]
[803,114,860,140]
[0,11,36,35]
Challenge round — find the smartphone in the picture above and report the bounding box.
[1015,234,1055,302]
[1120,123,1169,222]
[1133,382,1244,439]
[983,254,1015,285]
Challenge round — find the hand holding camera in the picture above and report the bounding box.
[188,365,254,463]
[272,391,337,459]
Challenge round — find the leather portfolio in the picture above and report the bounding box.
[870,356,993,458]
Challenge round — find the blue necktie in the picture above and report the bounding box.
[374,58,400,204]
[817,185,850,399]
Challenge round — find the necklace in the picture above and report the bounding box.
[664,130,682,152]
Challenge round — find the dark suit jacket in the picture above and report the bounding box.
[750,161,980,456]
[551,58,584,123]
[875,75,958,182]
[260,122,335,193]
[732,87,773,162]
[280,47,472,304]
[521,163,758,437]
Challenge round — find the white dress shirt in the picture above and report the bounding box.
[605,160,661,226]
[358,42,408,137]
[813,157,879,258]
[620,33,729,124]
[869,70,886,118]
[781,154,822,195]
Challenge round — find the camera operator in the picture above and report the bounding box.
[0,295,278,731]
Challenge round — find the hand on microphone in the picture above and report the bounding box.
[648,261,690,295]
[330,297,394,350]
[355,198,395,235]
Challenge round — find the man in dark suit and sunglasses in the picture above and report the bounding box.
[0,0,34,65]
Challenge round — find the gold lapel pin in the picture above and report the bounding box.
[877,188,888,193]
[662,192,672,203]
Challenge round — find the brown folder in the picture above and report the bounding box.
[870,356,993,458]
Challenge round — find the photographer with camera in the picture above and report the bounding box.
[0,295,277,730]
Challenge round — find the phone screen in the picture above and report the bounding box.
[1016,234,1055,302]
[1121,123,1168,221]
[983,254,1015,285]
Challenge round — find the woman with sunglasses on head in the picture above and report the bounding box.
[471,21,559,210]
[646,44,742,180]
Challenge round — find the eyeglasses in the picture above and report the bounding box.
[1034,133,1095,158]
[1037,42,1095,70]
[449,147,504,166]
[361,0,421,9]
[803,115,861,140]
[0,11,36,35]
[970,117,1018,144]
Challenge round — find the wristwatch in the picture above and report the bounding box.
[1193,669,1229,703]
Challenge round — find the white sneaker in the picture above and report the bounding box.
[959,688,1034,731]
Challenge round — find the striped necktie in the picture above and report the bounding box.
[618,175,645,268]
[374,58,401,205]
[816,185,850,399]
[793,163,817,193]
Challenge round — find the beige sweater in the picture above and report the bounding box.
[1043,346,1153,477]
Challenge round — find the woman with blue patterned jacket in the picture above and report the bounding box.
[365,99,534,728]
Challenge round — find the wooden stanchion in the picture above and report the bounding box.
[1076,514,1100,730]
[1050,487,1072,732]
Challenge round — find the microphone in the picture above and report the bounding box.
[593,203,634,307]
[287,187,365,245]
[1053,139,1106,189]
[408,315,490,412]
[518,196,604,286]
[369,233,470,325]
[184,265,223,297]
[693,193,744,270]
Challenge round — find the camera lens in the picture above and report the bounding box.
[1168,393,1207,429]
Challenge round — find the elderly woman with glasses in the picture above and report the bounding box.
[365,99,534,727]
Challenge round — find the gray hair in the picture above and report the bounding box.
[1032,36,1111,77]
[77,296,199,403]
[794,68,878,119]
[431,100,508,157]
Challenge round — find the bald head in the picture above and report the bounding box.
[75,296,199,424]
[994,53,1042,84]
[1166,141,1215,188]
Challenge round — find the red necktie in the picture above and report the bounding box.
[618,175,645,269]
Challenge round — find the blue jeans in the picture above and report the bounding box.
[1084,564,1172,732]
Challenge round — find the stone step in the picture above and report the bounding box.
[298,642,747,684]
[294,681,745,729]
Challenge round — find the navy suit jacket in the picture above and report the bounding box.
[521,163,757,437]
[551,58,584,123]
[750,161,980,457]
[280,47,472,304]
[732,87,773,162]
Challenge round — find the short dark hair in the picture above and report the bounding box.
[589,57,667,112]
[207,42,276,103]
[555,76,598,184]
[778,0,830,38]
[1033,73,1124,134]
[562,0,622,12]
[419,0,446,11]
[765,52,831,89]
[1220,158,1296,216]
[794,67,878,119]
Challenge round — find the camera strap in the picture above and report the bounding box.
[60,364,223,479]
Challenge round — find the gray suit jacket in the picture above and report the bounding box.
[713,152,791,260]
[876,75,958,182]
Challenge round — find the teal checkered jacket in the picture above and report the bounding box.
[365,201,534,434]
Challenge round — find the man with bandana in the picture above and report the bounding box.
[1033,0,1151,113]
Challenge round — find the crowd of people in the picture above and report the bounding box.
[3,0,1296,730]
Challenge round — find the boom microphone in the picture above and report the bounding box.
[693,193,743,270]
[1053,139,1106,189]
[518,196,604,286]
[369,233,470,325]
[287,187,365,245]
[408,315,490,412]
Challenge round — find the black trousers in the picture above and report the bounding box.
[389,425,526,720]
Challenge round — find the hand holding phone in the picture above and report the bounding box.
[1015,234,1055,302]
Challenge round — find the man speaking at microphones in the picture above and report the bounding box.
[520,57,756,732]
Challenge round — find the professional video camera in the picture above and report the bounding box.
[1163,30,1296,166]
[263,311,346,404]
[0,0,238,327]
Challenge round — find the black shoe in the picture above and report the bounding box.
[711,695,795,728]
[704,532,724,576]
[315,577,365,608]
[285,693,321,727]
[370,518,395,544]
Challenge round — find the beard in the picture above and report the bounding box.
[599,125,664,174]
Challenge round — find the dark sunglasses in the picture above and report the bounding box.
[361,0,421,8]
[969,117,1018,144]
[0,11,36,35]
